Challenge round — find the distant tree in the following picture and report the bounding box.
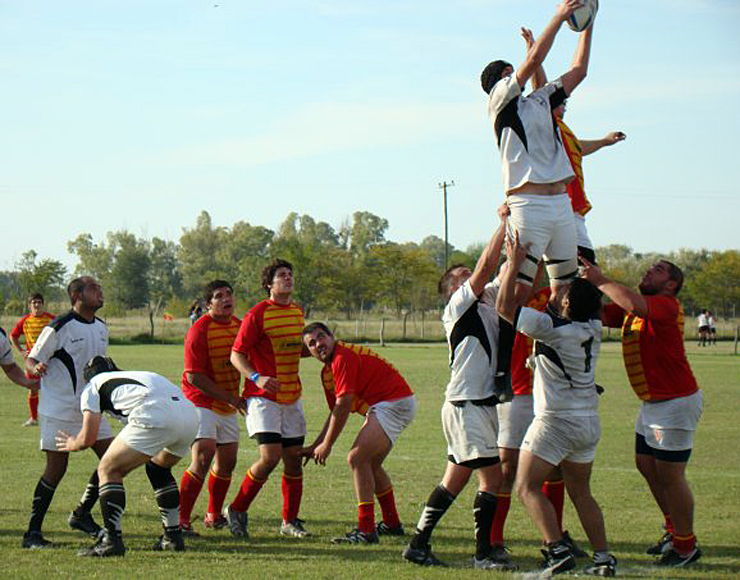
[178,211,229,296]
[222,221,275,306]
[67,233,114,283]
[420,235,453,270]
[347,211,388,256]
[15,250,67,302]
[688,250,740,318]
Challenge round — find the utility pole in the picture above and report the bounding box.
[439,180,455,269]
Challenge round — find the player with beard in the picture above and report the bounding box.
[582,259,703,567]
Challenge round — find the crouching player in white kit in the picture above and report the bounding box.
[403,209,514,570]
[497,233,616,577]
[55,356,198,557]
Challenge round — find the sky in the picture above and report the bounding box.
[2,0,739,272]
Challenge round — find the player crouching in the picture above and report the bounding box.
[301,323,415,544]
[55,356,198,557]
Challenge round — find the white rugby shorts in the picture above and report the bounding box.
[369,395,416,446]
[245,397,306,439]
[521,414,601,465]
[40,414,114,452]
[496,394,535,449]
[635,391,703,452]
[195,407,240,444]
[507,193,577,285]
[119,398,199,458]
[574,214,593,250]
[442,400,499,464]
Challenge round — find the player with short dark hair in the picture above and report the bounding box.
[11,293,55,426]
[498,234,616,577]
[404,211,514,569]
[582,258,703,568]
[224,259,309,538]
[56,356,198,557]
[21,276,115,549]
[178,280,244,535]
[301,323,415,544]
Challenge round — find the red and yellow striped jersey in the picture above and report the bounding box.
[182,314,242,415]
[557,118,592,216]
[603,296,698,401]
[11,312,55,352]
[233,300,304,404]
[320,342,413,415]
[511,288,550,396]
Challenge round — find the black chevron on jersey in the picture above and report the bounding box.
[495,98,528,151]
[99,377,146,417]
[450,301,492,366]
[534,341,572,385]
[52,348,77,392]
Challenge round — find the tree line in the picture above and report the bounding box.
[1,210,739,326]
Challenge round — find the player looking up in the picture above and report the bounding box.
[582,258,703,567]
[22,277,115,549]
[224,259,309,539]
[179,280,244,535]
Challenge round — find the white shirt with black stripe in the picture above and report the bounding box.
[28,312,108,421]
[515,306,601,418]
[81,370,186,428]
[0,328,14,366]
[443,279,500,401]
[487,75,574,193]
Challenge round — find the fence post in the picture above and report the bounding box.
[380,318,386,347]
[735,325,738,355]
[421,310,426,340]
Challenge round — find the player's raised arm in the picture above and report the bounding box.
[559,13,594,96]
[581,131,626,156]
[521,27,547,91]
[468,206,508,296]
[580,257,649,317]
[515,0,580,88]
[497,231,531,323]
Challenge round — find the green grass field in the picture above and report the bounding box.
[1,341,738,579]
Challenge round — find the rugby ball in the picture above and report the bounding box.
[566,0,598,32]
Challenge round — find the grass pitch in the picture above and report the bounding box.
[0,341,738,579]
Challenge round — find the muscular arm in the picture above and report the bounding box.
[468,210,507,297]
[186,372,246,413]
[2,362,39,389]
[56,410,102,452]
[230,350,279,393]
[496,232,531,324]
[580,131,626,156]
[515,1,577,88]
[559,20,594,96]
[580,259,649,318]
[309,394,353,465]
[522,27,547,91]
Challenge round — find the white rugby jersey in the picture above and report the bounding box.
[28,312,108,420]
[81,370,189,427]
[0,328,14,365]
[514,306,601,417]
[487,75,574,193]
[443,279,500,401]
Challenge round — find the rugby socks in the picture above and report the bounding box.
[146,462,180,536]
[358,501,375,534]
[376,486,401,528]
[74,470,100,516]
[410,485,456,549]
[28,392,39,421]
[281,473,303,523]
[179,470,204,525]
[490,492,511,546]
[231,469,266,513]
[28,477,56,533]
[673,533,697,555]
[99,483,126,538]
[542,479,565,531]
[474,491,497,560]
[664,513,675,535]
[496,318,515,383]
[207,470,231,518]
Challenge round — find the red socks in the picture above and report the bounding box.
[490,492,511,546]
[281,473,303,523]
[179,470,204,525]
[207,470,232,516]
[28,392,39,421]
[231,469,267,512]
[358,502,375,534]
[542,479,565,531]
[376,486,400,528]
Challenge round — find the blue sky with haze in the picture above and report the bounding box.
[2,0,739,271]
